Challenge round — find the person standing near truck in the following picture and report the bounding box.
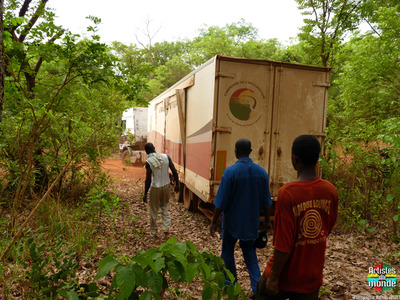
[256,134,338,299]
[143,142,179,238]
[210,138,272,296]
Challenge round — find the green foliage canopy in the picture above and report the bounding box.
[0,1,148,207]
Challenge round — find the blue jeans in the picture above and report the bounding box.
[221,229,261,292]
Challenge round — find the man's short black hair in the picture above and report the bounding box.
[144,142,156,154]
[235,138,252,156]
[292,135,321,166]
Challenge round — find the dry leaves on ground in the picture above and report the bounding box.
[94,159,400,299]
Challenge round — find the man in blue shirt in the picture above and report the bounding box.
[210,138,272,296]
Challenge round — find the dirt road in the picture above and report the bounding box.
[97,157,399,299]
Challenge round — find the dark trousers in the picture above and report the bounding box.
[221,229,261,292]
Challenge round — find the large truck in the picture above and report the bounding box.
[119,107,148,165]
[147,55,330,217]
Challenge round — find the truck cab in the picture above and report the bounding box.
[119,107,148,165]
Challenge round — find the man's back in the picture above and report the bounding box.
[273,177,338,293]
[210,138,272,295]
[214,157,271,240]
[147,153,170,188]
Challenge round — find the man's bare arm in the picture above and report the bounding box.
[143,162,152,202]
[261,206,272,231]
[210,207,222,237]
[168,155,179,184]
[265,249,291,294]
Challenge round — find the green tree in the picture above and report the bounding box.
[131,20,287,100]
[232,38,284,61]
[295,0,365,67]
[331,6,400,141]
[0,1,146,219]
[111,40,193,102]
[189,19,259,65]
[111,41,151,105]
[321,5,400,236]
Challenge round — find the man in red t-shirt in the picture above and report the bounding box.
[256,134,338,299]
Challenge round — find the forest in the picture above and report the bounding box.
[0,0,399,299]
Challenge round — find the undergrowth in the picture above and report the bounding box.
[0,183,244,299]
[0,183,123,299]
[321,143,400,245]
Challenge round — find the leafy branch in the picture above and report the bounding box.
[89,237,246,300]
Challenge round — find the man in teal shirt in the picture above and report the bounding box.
[210,138,272,296]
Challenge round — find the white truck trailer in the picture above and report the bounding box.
[119,107,148,165]
[147,55,330,217]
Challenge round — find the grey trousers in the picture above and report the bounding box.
[149,184,171,236]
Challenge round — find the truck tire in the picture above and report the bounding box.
[183,186,194,211]
[183,186,199,212]
[120,149,131,165]
[178,183,184,203]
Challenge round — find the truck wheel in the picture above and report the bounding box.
[120,149,131,165]
[192,194,199,213]
[178,183,184,203]
[183,186,194,211]
[183,186,199,212]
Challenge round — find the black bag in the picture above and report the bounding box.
[254,230,268,249]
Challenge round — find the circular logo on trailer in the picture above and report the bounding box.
[229,88,258,121]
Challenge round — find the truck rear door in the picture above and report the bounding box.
[268,65,329,197]
[213,58,273,196]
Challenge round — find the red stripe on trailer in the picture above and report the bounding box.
[165,138,183,166]
[186,141,212,180]
[148,130,211,179]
